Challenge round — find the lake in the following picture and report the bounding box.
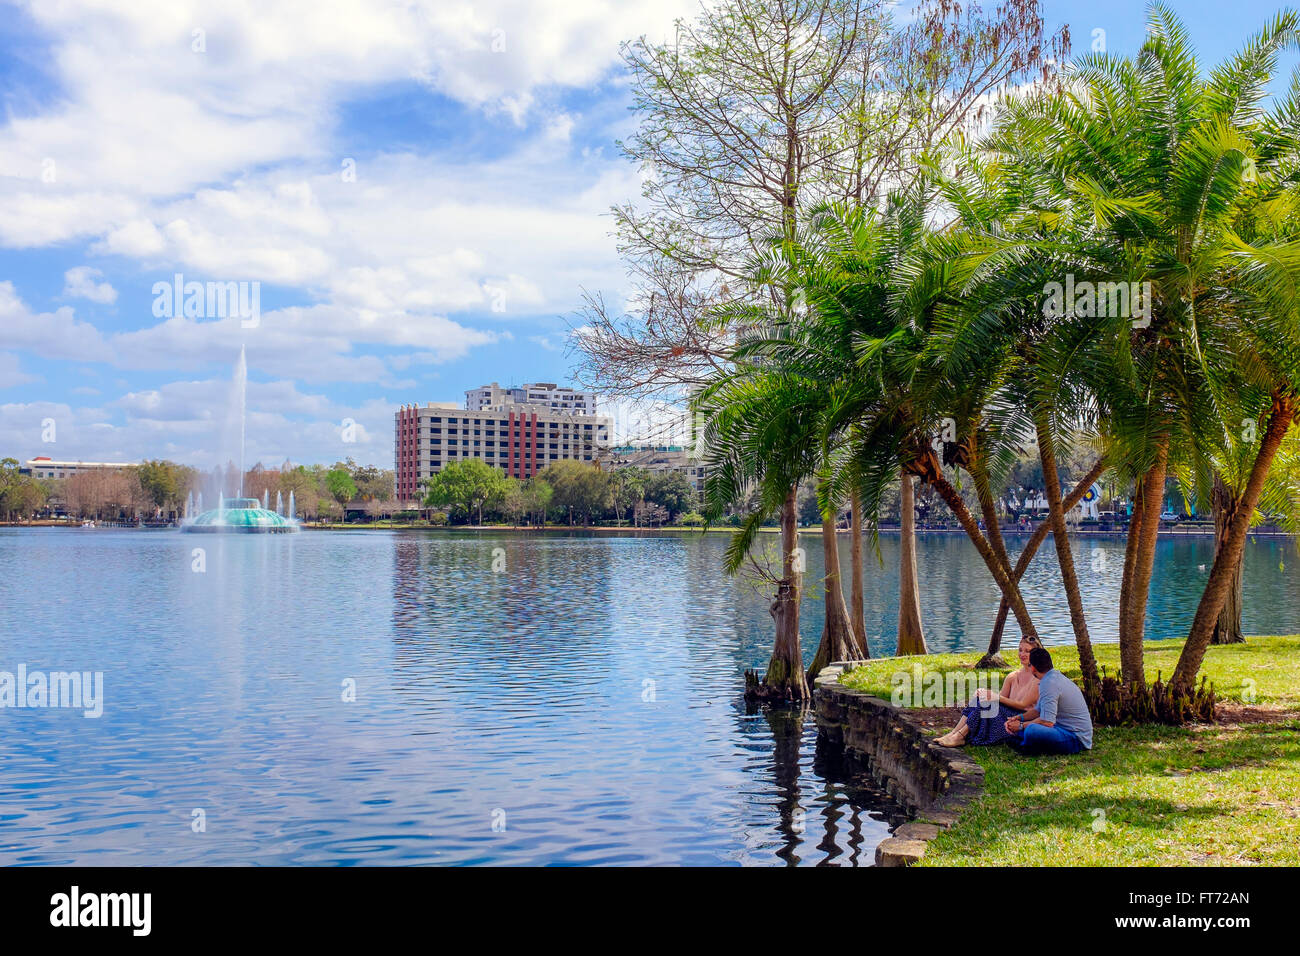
[1,527,1296,866]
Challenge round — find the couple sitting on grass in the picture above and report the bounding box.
[935,637,1094,756]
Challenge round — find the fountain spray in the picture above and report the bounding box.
[236,345,247,497]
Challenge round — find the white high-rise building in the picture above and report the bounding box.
[466,382,600,416]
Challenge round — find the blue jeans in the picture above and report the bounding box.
[1011,722,1086,756]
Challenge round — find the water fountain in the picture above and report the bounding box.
[182,346,299,534]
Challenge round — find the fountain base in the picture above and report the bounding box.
[181,498,300,533]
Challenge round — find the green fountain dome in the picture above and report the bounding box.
[182,498,299,534]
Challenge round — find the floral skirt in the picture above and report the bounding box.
[959,701,1024,746]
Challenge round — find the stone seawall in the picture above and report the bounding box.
[813,662,985,866]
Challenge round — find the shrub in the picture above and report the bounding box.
[1084,668,1216,726]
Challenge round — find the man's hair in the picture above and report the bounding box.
[1029,647,1053,673]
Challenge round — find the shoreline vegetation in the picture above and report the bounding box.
[6,518,1298,538]
[839,635,1300,866]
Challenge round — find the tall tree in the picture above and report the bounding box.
[578,0,1063,694]
[325,468,358,515]
[953,5,1300,693]
[540,461,612,525]
[895,470,927,655]
[424,459,508,525]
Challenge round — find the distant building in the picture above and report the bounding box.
[465,382,600,416]
[395,401,612,501]
[23,457,137,480]
[608,445,707,498]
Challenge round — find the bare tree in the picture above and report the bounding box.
[571,0,1065,691]
[572,0,1068,403]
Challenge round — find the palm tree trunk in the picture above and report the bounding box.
[970,459,1014,585]
[1173,398,1296,691]
[850,490,867,651]
[760,488,809,700]
[1117,478,1143,664]
[807,488,867,682]
[1121,440,1168,685]
[1036,419,1099,684]
[1210,474,1246,645]
[980,457,1107,666]
[896,470,927,655]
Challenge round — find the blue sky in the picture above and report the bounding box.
[0,0,1295,470]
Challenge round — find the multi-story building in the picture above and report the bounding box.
[22,457,137,480]
[465,382,599,416]
[395,402,612,501]
[608,446,708,498]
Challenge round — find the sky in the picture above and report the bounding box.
[0,0,1296,471]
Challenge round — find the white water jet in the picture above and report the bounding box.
[288,490,296,521]
[235,346,247,497]
[276,491,284,516]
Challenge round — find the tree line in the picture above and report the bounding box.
[0,457,397,522]
[421,459,698,526]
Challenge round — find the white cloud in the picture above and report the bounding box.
[94,220,167,258]
[0,282,501,384]
[0,0,706,463]
[0,353,40,389]
[91,152,636,318]
[0,0,676,328]
[0,378,401,470]
[63,266,118,304]
[0,282,110,362]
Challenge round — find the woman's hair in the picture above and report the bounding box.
[1018,635,1042,647]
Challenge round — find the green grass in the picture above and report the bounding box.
[836,635,1300,865]
[840,634,1300,708]
[922,718,1300,865]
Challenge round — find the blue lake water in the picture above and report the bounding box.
[1,528,1296,866]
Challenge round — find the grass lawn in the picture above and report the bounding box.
[838,635,1300,866]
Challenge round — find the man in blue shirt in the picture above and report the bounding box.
[1004,647,1094,755]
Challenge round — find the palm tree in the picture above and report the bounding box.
[970,4,1300,690]
[698,367,838,702]
[1177,429,1300,646]
[754,197,1049,663]
[771,199,936,670]
[778,196,1059,663]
